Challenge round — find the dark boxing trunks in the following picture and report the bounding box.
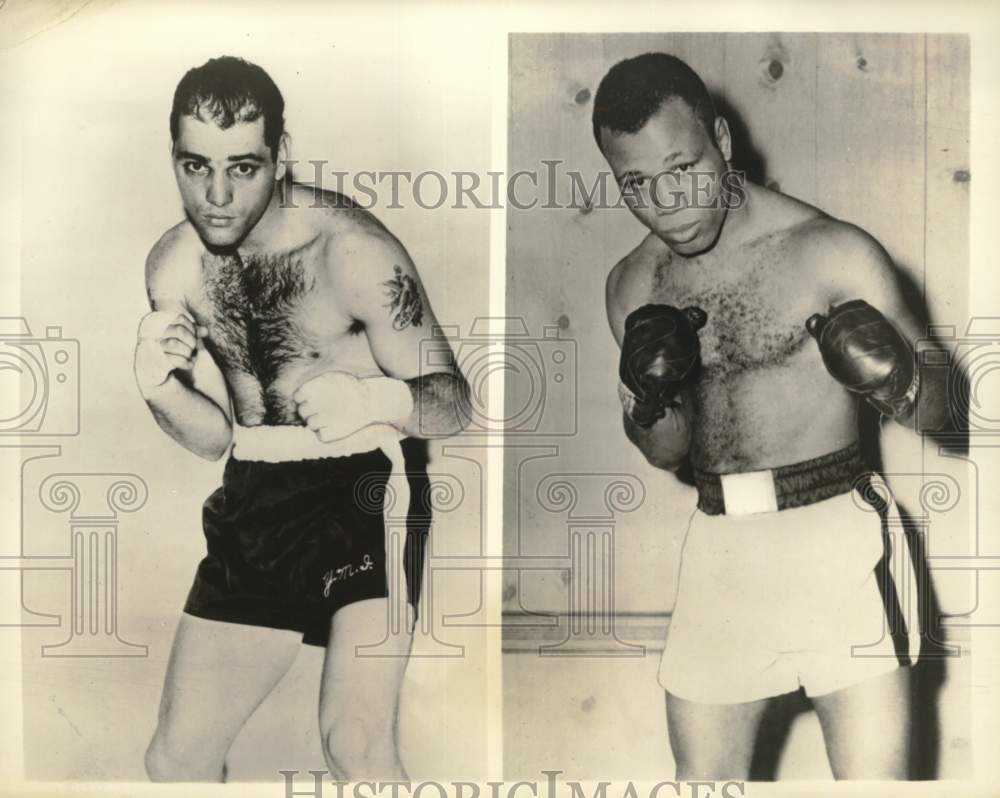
[183,430,431,647]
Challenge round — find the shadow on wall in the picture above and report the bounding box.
[714,93,768,187]
[745,527,952,781]
[696,96,963,779]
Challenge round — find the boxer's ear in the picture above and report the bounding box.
[713,116,732,163]
[274,132,291,182]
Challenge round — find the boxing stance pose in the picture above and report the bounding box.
[135,56,469,781]
[598,53,949,779]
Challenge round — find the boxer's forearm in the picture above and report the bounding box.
[895,360,951,433]
[401,371,471,439]
[142,376,233,460]
[623,406,691,471]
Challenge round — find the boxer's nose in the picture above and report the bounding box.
[207,174,233,207]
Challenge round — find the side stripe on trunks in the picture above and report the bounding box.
[855,474,913,667]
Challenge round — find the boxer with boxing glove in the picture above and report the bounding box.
[618,303,708,427]
[806,299,919,420]
[137,57,469,783]
[596,53,951,780]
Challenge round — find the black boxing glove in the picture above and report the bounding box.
[806,299,919,418]
[618,304,708,428]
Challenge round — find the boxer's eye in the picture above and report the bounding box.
[230,163,258,178]
[183,161,208,176]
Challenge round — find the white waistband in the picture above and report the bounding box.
[719,470,779,515]
[231,423,402,463]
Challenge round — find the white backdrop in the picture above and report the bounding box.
[0,0,492,782]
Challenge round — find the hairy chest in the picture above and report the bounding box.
[192,241,351,385]
[649,247,817,378]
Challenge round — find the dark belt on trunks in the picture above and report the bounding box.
[693,442,870,516]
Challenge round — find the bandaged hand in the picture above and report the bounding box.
[134,310,207,395]
[293,371,414,443]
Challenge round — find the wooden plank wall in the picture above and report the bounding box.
[504,33,971,617]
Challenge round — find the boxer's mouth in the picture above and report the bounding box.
[204,214,236,227]
[664,220,699,241]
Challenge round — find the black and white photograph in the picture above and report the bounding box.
[503,31,977,782]
[2,2,1000,796]
[0,0,492,785]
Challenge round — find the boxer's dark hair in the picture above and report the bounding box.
[592,53,717,150]
[170,56,285,159]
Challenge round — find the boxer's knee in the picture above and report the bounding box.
[144,729,227,782]
[322,719,404,781]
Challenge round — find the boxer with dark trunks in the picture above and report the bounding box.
[595,53,950,779]
[134,56,469,781]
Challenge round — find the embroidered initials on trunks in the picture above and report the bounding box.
[322,555,376,597]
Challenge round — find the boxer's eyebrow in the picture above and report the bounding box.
[174,150,208,163]
[227,153,267,163]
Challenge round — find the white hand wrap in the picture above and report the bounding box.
[134,311,178,394]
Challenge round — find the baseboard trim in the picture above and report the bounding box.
[501,611,973,655]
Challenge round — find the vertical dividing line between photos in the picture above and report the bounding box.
[485,24,511,782]
[968,27,1000,781]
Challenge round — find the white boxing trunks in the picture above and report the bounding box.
[658,443,921,704]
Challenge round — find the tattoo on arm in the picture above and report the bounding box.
[382,264,424,330]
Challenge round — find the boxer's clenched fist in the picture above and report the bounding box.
[134,310,207,394]
[619,304,708,428]
[293,371,414,443]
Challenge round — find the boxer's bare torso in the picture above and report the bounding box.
[610,183,867,473]
[149,185,423,427]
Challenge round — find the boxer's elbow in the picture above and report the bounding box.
[198,438,231,462]
[186,426,231,461]
[452,372,473,434]
[646,451,686,472]
[624,413,689,471]
[639,442,687,472]
[406,371,471,439]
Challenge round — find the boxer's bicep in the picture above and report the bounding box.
[841,232,923,345]
[336,234,449,380]
[606,261,629,347]
[606,253,653,348]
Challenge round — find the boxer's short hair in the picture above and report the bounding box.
[592,52,717,149]
[170,55,285,159]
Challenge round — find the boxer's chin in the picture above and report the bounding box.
[661,229,711,257]
[195,222,245,249]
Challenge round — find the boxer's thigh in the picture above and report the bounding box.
[811,666,911,779]
[666,691,772,780]
[318,598,412,736]
[150,613,302,767]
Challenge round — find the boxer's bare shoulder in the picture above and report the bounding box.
[144,220,205,310]
[605,233,668,344]
[300,186,432,335]
[791,215,902,312]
